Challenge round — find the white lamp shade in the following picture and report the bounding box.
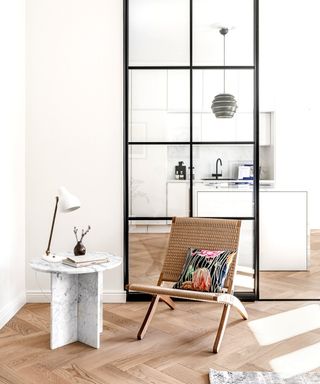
[58,187,80,212]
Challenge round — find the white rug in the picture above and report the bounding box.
[209,369,320,383]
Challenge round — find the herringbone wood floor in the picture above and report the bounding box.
[1,231,319,383]
[260,229,320,299]
[130,230,320,299]
[1,300,320,383]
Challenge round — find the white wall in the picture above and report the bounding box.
[260,0,320,228]
[0,0,26,328]
[26,0,124,302]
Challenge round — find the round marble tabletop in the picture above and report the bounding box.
[30,252,122,274]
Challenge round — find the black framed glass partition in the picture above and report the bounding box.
[124,0,259,301]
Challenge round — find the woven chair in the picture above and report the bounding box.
[128,217,248,353]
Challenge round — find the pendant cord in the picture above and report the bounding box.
[223,33,226,93]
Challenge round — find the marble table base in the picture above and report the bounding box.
[50,271,103,349]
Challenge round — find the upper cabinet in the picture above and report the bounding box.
[193,110,273,144]
[259,113,272,146]
[129,0,189,66]
[193,0,254,66]
[129,67,273,144]
[129,70,190,142]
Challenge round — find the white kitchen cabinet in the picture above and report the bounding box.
[235,112,272,144]
[195,189,254,268]
[235,113,253,142]
[259,112,271,146]
[166,181,189,217]
[260,191,307,270]
[167,71,189,112]
[195,189,308,271]
[196,111,272,144]
[196,190,253,218]
[131,70,167,110]
[199,114,237,141]
[130,146,168,217]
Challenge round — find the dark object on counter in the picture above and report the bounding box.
[73,225,91,256]
[175,161,186,180]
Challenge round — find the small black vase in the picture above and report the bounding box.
[74,241,86,256]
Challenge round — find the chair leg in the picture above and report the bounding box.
[137,295,160,340]
[217,293,248,320]
[232,296,248,320]
[159,295,175,310]
[212,304,231,353]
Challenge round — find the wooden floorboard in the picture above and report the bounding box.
[1,301,320,383]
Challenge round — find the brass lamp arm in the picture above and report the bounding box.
[45,196,59,256]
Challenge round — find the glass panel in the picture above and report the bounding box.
[129,219,253,292]
[192,144,254,217]
[129,70,190,142]
[235,220,254,292]
[129,145,190,217]
[193,70,254,142]
[129,0,189,66]
[193,145,253,217]
[129,220,171,286]
[193,0,253,66]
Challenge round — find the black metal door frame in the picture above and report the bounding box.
[124,0,260,302]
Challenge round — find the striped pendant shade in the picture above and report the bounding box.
[211,27,237,118]
[211,93,238,118]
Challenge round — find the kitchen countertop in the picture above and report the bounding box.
[193,185,308,192]
[167,179,274,184]
[167,180,307,192]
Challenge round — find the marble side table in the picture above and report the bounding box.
[30,252,122,350]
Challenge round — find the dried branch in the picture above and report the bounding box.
[80,225,91,241]
[73,227,79,242]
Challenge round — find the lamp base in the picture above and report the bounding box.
[41,253,64,263]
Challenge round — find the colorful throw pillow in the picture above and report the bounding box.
[173,248,236,293]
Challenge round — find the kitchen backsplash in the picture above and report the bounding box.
[167,145,274,180]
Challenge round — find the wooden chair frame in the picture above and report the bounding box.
[128,217,248,353]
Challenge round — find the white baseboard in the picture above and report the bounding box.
[26,291,51,303]
[102,291,126,303]
[26,290,126,304]
[0,292,26,329]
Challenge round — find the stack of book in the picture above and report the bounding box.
[62,254,109,268]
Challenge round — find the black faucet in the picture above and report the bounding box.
[212,158,222,179]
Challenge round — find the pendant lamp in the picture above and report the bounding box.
[211,27,237,118]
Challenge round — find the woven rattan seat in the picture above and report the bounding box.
[128,217,248,353]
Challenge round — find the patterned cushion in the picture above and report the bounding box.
[172,248,236,293]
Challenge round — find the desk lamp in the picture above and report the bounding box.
[42,187,80,263]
